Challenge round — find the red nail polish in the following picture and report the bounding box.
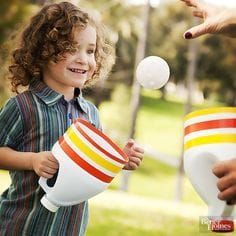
[184,32,192,39]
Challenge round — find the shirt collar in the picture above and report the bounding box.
[29,79,88,113]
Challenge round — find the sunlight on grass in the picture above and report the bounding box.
[100,92,184,157]
[87,190,232,236]
[108,157,204,205]
[100,89,226,158]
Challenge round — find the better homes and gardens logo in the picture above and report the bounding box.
[199,216,234,233]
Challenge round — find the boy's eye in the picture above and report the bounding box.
[87,49,95,54]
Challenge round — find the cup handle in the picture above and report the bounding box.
[38,177,53,193]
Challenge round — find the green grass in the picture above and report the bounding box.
[137,94,184,156]
[108,157,205,205]
[87,191,233,236]
[0,157,204,205]
[100,88,225,158]
[88,203,197,236]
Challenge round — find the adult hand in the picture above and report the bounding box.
[212,158,236,204]
[180,0,236,39]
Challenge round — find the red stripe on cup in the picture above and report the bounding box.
[74,118,128,164]
[59,137,113,183]
[185,119,236,135]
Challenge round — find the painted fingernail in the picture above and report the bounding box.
[184,32,192,39]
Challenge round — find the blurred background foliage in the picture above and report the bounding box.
[0,0,235,235]
[0,0,235,107]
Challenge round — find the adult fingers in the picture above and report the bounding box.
[180,0,197,7]
[212,161,230,178]
[216,174,236,192]
[184,22,211,39]
[193,10,204,18]
[181,0,207,10]
[218,184,236,201]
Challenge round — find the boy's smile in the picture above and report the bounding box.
[68,68,87,74]
[43,25,97,101]
[67,67,88,80]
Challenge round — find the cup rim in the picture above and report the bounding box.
[184,107,236,121]
[73,118,129,164]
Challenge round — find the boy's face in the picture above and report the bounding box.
[43,25,97,98]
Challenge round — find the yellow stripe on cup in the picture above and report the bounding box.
[184,134,236,151]
[67,127,121,174]
[184,107,236,121]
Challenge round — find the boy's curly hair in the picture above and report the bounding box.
[9,1,115,93]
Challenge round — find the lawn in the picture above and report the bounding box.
[0,169,234,235]
[87,190,234,236]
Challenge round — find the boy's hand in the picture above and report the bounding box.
[123,139,144,170]
[31,151,59,178]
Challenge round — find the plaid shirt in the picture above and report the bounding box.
[0,80,101,235]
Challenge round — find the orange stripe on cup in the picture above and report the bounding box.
[59,137,113,183]
[185,118,236,135]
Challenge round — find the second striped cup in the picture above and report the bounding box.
[183,107,236,221]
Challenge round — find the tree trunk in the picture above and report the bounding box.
[174,18,199,201]
[120,0,150,191]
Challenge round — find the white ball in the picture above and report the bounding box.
[136,56,170,89]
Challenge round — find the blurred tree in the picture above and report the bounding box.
[120,0,151,192]
[0,0,39,105]
[1,0,235,106]
[175,18,200,202]
[198,36,236,106]
[80,0,141,106]
[147,3,190,86]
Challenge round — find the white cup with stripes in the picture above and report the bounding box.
[184,107,236,220]
[39,118,128,212]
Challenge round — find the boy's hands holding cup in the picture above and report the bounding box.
[122,139,144,170]
[31,152,59,178]
[31,139,144,177]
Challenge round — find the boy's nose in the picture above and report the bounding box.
[75,53,87,64]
